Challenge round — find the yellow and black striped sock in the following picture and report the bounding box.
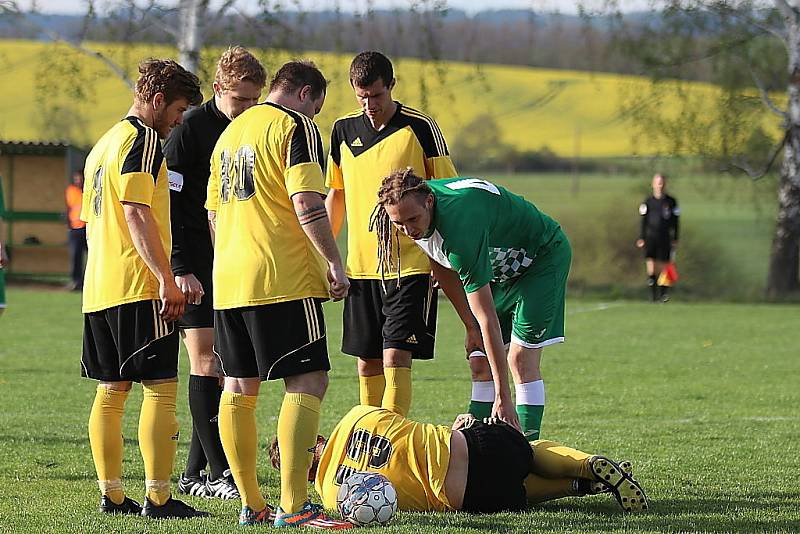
[218,391,266,512]
[278,392,321,513]
[139,381,179,506]
[88,385,129,505]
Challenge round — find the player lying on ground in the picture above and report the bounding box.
[371,169,572,440]
[271,405,648,514]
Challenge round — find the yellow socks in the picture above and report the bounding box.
[359,374,386,407]
[218,391,265,512]
[139,381,179,506]
[277,392,321,513]
[524,474,578,503]
[382,366,411,416]
[88,385,129,505]
[530,439,593,480]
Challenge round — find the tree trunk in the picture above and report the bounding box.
[177,0,207,74]
[767,9,800,298]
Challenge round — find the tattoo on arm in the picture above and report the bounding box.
[297,204,328,226]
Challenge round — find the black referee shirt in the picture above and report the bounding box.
[639,194,680,241]
[164,98,230,276]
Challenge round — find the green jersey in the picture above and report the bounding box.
[416,178,562,293]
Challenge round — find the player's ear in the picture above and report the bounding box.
[152,92,166,110]
[299,84,312,102]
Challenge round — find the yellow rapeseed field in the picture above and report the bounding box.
[0,39,773,156]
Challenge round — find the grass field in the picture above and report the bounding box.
[0,39,781,156]
[0,287,798,533]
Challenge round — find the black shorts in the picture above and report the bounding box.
[177,229,214,329]
[461,421,533,513]
[81,300,180,382]
[214,298,330,381]
[644,235,672,262]
[341,275,437,359]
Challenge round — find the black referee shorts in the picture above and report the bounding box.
[214,298,330,381]
[81,299,179,382]
[461,421,534,513]
[341,275,437,360]
[644,235,671,262]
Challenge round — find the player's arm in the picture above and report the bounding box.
[325,188,346,237]
[671,199,680,248]
[165,122,205,304]
[293,192,349,300]
[636,200,647,248]
[422,114,457,179]
[207,210,216,245]
[466,284,519,431]
[123,202,185,321]
[324,126,347,237]
[430,259,482,354]
[286,115,349,299]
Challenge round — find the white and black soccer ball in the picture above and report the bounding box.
[336,471,398,527]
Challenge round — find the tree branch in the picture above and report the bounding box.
[729,130,788,180]
[0,0,134,87]
[749,65,789,119]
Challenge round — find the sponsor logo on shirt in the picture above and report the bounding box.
[168,170,184,192]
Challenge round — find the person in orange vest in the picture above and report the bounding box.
[66,169,87,291]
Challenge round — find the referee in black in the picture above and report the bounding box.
[164,46,266,499]
[636,173,679,302]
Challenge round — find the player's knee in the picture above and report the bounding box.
[383,348,412,368]
[358,357,384,376]
[100,380,133,392]
[468,356,492,381]
[285,370,328,399]
[188,351,219,376]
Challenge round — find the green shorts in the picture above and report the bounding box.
[0,269,6,309]
[492,231,571,349]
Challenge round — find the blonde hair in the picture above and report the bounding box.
[215,46,267,90]
[369,167,431,285]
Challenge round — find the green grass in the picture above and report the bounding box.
[0,287,798,532]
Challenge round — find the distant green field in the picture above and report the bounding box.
[0,39,781,156]
[0,288,798,533]
[454,172,776,299]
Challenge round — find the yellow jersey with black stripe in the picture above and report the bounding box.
[206,102,329,309]
[315,405,454,512]
[81,116,170,313]
[326,103,457,279]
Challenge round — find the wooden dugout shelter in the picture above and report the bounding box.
[0,141,86,279]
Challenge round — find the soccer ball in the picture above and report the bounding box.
[336,471,398,527]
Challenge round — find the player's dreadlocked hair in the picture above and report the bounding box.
[368,167,432,285]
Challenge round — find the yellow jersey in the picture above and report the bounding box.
[206,102,329,309]
[326,104,457,279]
[81,116,170,313]
[315,405,454,512]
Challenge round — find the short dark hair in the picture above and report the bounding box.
[349,51,393,88]
[135,58,202,106]
[269,60,327,100]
